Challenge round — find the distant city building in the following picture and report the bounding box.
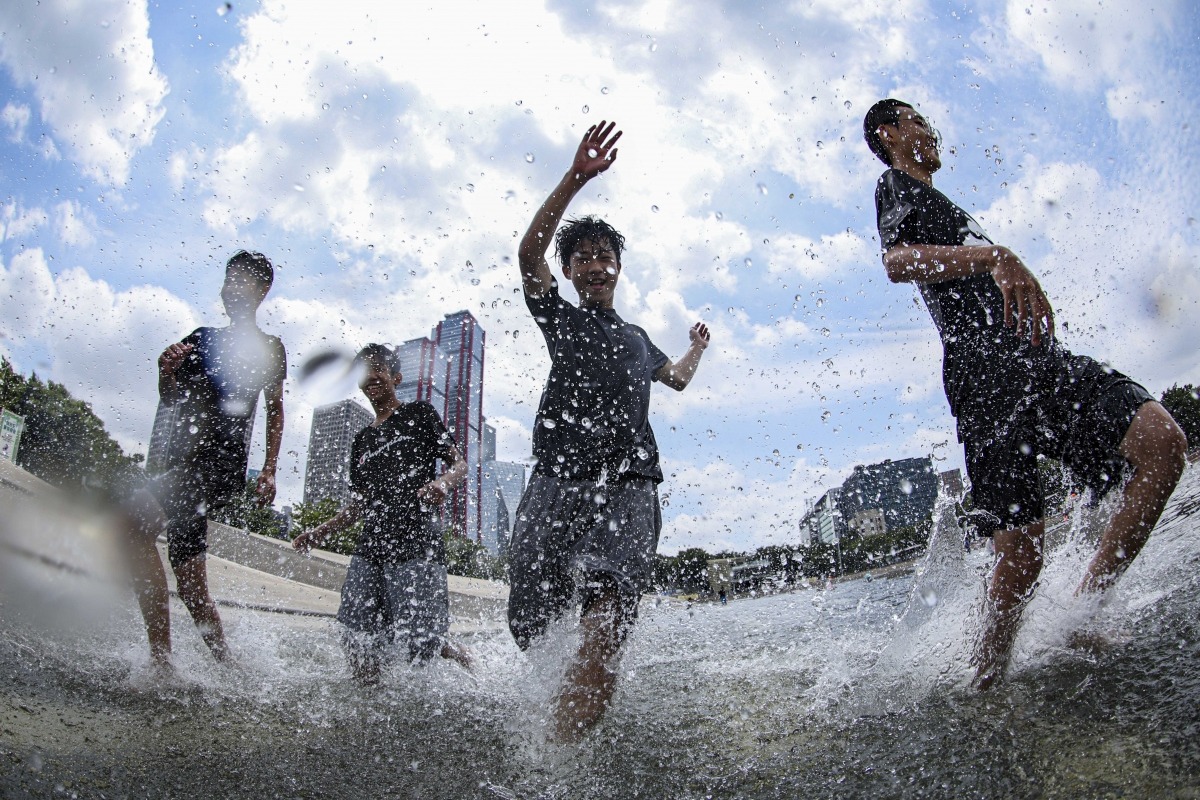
[480,459,526,555]
[394,336,448,410]
[302,399,372,506]
[435,311,486,542]
[839,456,938,534]
[800,487,843,545]
[389,311,488,543]
[797,455,940,548]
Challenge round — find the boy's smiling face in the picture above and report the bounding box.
[564,236,621,308]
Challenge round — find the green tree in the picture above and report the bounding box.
[444,528,504,580]
[1,359,143,493]
[291,497,358,555]
[672,547,713,592]
[213,478,284,539]
[1161,384,1199,450]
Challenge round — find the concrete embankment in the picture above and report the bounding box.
[0,459,507,633]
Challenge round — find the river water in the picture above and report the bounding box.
[2,466,1198,798]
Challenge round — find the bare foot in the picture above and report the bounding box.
[441,640,473,671]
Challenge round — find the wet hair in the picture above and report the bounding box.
[553,215,626,271]
[863,98,914,166]
[226,250,275,288]
[354,343,401,375]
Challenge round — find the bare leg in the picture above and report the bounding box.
[555,586,632,742]
[125,492,172,668]
[1078,402,1186,593]
[973,522,1044,691]
[172,553,230,662]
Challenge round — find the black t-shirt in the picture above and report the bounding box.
[526,285,670,482]
[874,169,1070,423]
[162,325,287,475]
[349,402,456,564]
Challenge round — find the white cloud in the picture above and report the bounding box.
[1,201,49,242]
[0,0,168,185]
[54,201,98,248]
[1,102,30,143]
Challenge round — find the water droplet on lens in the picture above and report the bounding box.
[756,183,768,195]
[920,587,938,607]
[524,153,535,163]
[743,258,752,267]
[321,102,330,111]
[601,86,610,94]
[542,419,557,429]
[470,278,480,286]
[582,104,590,114]
[651,205,659,212]
[843,100,852,109]
[216,2,232,16]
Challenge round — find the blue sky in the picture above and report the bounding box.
[1,0,1197,554]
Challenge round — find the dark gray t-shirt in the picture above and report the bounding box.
[350,402,456,564]
[161,325,287,477]
[875,168,1075,424]
[526,285,669,482]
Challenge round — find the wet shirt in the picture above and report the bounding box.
[161,325,287,476]
[526,285,670,483]
[874,169,1070,423]
[349,402,456,564]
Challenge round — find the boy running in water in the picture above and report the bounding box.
[511,120,711,738]
[127,250,286,666]
[292,344,470,682]
[863,99,1186,689]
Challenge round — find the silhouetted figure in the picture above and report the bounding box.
[126,250,286,667]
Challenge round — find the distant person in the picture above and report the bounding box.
[291,344,471,683]
[510,120,712,740]
[863,99,1186,689]
[126,250,286,667]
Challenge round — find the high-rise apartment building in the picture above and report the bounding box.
[302,399,372,506]
[480,459,527,555]
[434,311,486,542]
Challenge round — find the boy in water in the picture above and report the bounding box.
[511,120,711,738]
[292,344,471,682]
[863,99,1187,689]
[127,250,286,666]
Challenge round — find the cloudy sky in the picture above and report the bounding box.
[1,0,1197,554]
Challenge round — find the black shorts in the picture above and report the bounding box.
[146,462,243,568]
[506,475,661,649]
[959,354,1152,531]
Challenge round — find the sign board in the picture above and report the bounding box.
[0,408,25,464]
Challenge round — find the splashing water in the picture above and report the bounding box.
[1,466,1198,797]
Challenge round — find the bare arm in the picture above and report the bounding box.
[417,445,468,506]
[255,379,285,506]
[883,243,1054,346]
[656,323,711,392]
[291,501,362,553]
[518,121,622,298]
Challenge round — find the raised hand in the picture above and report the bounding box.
[158,342,193,377]
[689,322,711,350]
[991,249,1054,346]
[571,120,622,182]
